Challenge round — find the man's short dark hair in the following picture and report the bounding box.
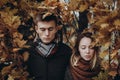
[34,13,58,26]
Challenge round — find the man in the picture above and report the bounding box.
[26,12,72,80]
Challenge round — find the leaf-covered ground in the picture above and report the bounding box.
[0,0,120,80]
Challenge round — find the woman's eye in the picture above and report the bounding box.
[81,46,86,49]
[89,45,94,49]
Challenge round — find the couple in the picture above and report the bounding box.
[21,12,100,80]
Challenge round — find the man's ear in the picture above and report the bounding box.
[55,26,59,33]
[56,25,62,32]
[35,25,38,33]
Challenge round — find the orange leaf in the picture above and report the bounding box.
[13,48,21,52]
[0,34,4,37]
[108,71,117,77]
[68,0,80,10]
[22,51,29,62]
[110,50,118,59]
[14,38,27,47]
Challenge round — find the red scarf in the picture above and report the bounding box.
[70,58,100,80]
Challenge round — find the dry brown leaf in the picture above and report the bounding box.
[111,61,118,69]
[42,12,52,19]
[8,75,14,80]
[114,19,120,26]
[101,61,109,70]
[57,25,62,30]
[44,0,58,6]
[110,50,118,59]
[22,51,29,62]
[100,23,109,29]
[0,34,4,37]
[1,65,12,75]
[0,0,9,7]
[19,0,30,10]
[0,48,8,58]
[11,16,21,29]
[108,71,117,77]
[103,42,110,49]
[0,11,21,30]
[13,32,23,39]
[110,10,118,18]
[115,38,120,49]
[13,48,21,52]
[68,0,80,10]
[14,38,27,47]
[79,2,88,12]
[99,50,108,59]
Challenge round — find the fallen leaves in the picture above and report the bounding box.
[0,9,21,31]
[0,0,120,79]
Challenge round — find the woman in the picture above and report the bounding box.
[65,32,100,80]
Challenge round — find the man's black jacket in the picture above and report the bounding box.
[25,42,72,80]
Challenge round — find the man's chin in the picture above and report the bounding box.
[42,41,52,44]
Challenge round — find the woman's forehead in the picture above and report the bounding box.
[79,37,92,45]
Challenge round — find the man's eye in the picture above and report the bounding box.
[40,28,45,31]
[48,28,54,31]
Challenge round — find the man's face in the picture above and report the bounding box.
[35,20,57,44]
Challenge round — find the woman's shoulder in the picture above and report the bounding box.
[64,67,73,80]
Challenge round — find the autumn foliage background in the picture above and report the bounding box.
[0,0,120,80]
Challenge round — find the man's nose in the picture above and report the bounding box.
[45,30,49,35]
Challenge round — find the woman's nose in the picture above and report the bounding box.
[86,48,90,54]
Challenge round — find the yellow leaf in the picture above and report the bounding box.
[0,11,20,29]
[114,19,120,26]
[8,75,14,80]
[100,23,109,29]
[79,2,88,12]
[99,50,108,59]
[103,42,110,48]
[42,12,52,19]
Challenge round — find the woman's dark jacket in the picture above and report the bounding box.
[24,42,72,80]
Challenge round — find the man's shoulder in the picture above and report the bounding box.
[18,46,35,54]
[57,42,72,51]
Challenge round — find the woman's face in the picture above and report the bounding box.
[78,37,95,61]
